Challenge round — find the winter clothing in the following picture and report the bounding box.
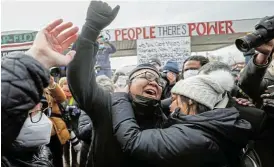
[148,57,162,67]
[44,86,70,145]
[2,146,54,167]
[67,15,166,167]
[238,54,274,105]
[95,42,116,69]
[1,52,50,155]
[96,75,115,92]
[172,70,234,109]
[111,92,252,167]
[163,60,179,74]
[129,63,160,79]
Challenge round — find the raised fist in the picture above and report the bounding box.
[86,1,120,31]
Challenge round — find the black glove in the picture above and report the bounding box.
[86,1,120,31]
[261,92,274,107]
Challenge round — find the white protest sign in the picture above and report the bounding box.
[137,37,191,67]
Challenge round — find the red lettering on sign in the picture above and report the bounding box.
[197,23,206,35]
[122,29,128,40]
[207,22,218,35]
[188,23,196,36]
[218,21,225,34]
[150,26,156,38]
[225,21,235,33]
[188,20,235,36]
[128,28,135,40]
[114,30,121,41]
[136,28,142,39]
[143,28,149,39]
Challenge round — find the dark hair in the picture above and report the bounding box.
[183,55,209,69]
[180,95,210,114]
[198,61,232,75]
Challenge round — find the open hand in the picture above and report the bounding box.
[26,19,79,68]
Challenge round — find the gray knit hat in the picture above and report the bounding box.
[96,75,115,93]
[171,70,234,109]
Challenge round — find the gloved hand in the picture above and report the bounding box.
[86,1,120,31]
[261,92,274,107]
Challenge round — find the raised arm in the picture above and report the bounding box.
[105,41,116,54]
[67,1,120,118]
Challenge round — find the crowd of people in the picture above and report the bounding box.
[1,1,274,167]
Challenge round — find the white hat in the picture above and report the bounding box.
[171,70,234,109]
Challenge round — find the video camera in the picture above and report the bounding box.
[235,15,274,52]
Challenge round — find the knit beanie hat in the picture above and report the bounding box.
[129,63,160,80]
[148,57,162,66]
[96,75,115,93]
[171,70,234,109]
[163,60,179,74]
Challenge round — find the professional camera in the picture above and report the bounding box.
[235,15,274,52]
[49,67,61,77]
[65,105,81,117]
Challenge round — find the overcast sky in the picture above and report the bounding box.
[2,0,274,68]
[2,0,274,31]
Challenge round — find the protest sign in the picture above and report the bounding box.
[137,37,191,67]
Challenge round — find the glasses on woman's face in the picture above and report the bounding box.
[133,71,166,88]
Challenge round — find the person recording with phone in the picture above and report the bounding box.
[95,35,116,78]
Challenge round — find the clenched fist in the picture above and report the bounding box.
[86,1,120,31]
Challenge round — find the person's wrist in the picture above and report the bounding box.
[26,46,51,69]
[255,53,269,65]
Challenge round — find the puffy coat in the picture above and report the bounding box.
[44,85,70,145]
[111,92,252,167]
[2,145,53,167]
[67,23,166,167]
[1,53,49,155]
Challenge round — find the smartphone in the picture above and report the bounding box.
[267,85,274,93]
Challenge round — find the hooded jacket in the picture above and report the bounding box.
[1,53,50,155]
[112,92,252,167]
[67,23,166,167]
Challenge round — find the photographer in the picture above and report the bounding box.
[95,35,116,78]
[236,16,274,167]
[161,60,180,99]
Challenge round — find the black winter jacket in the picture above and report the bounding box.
[238,54,274,105]
[1,146,53,167]
[1,53,50,155]
[77,111,93,143]
[112,92,252,167]
[68,23,166,167]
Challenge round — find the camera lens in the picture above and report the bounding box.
[235,38,250,52]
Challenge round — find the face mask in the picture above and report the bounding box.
[13,112,52,149]
[129,94,160,119]
[99,44,105,50]
[183,69,199,79]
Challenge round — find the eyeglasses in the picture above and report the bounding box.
[131,71,166,88]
